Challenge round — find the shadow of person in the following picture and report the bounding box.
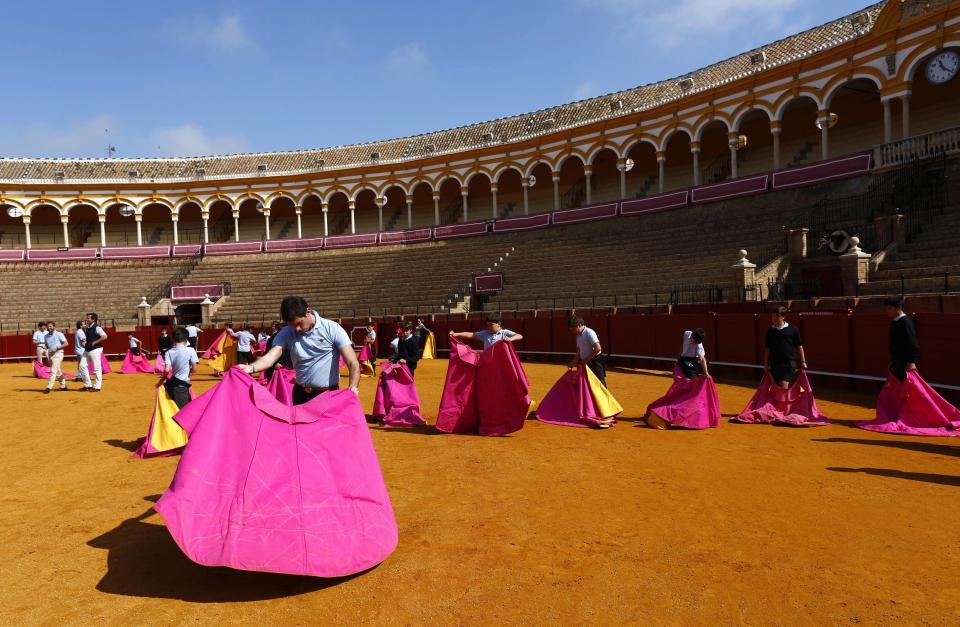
[826,467,960,487]
[814,437,960,457]
[87,496,367,602]
[103,438,144,452]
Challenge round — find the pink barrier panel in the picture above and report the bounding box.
[100,245,171,259]
[25,248,98,261]
[552,202,618,225]
[620,191,689,215]
[204,241,263,256]
[324,233,378,249]
[172,244,202,257]
[492,214,551,232]
[473,272,503,295]
[433,222,488,240]
[772,153,872,190]
[378,228,432,245]
[263,237,324,252]
[692,175,768,204]
[0,250,25,262]
[170,284,226,301]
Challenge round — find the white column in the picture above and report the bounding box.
[376,198,385,232]
[433,193,440,225]
[99,216,106,247]
[690,142,701,187]
[461,188,469,222]
[61,217,69,248]
[24,218,31,249]
[322,203,329,236]
[619,163,627,199]
[583,166,593,205]
[770,123,781,171]
[348,200,356,234]
[295,206,303,239]
[656,152,666,194]
[263,210,271,240]
[172,216,179,245]
[818,110,830,161]
[900,93,911,139]
[405,197,413,229]
[552,174,560,210]
[882,98,893,144]
[136,215,143,246]
[232,211,240,242]
[728,132,739,180]
[490,185,498,219]
[522,182,530,215]
[202,215,209,244]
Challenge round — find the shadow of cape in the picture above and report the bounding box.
[87,496,374,602]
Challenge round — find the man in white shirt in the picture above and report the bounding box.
[81,312,109,392]
[450,313,523,348]
[568,316,606,386]
[235,324,257,365]
[184,324,200,349]
[678,328,710,379]
[43,321,68,393]
[240,296,360,405]
[33,321,48,364]
[364,323,378,374]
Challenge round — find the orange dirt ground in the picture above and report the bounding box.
[1,357,958,625]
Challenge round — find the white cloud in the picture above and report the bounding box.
[574,81,600,100]
[166,14,256,54]
[0,114,121,158]
[150,124,247,157]
[585,0,799,49]
[385,43,429,74]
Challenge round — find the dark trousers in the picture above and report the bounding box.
[890,361,909,383]
[237,350,254,365]
[677,356,703,379]
[770,360,796,385]
[586,355,606,387]
[164,378,192,410]
[131,347,141,357]
[293,383,338,406]
[188,337,197,349]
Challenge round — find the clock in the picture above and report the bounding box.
[925,49,959,85]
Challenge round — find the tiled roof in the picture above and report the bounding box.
[0,3,885,183]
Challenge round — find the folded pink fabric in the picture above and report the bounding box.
[201,331,226,359]
[33,360,75,379]
[733,371,829,426]
[154,353,166,374]
[536,366,621,428]
[132,383,194,459]
[858,371,960,437]
[372,361,425,427]
[358,345,374,363]
[155,368,398,577]
[266,366,296,406]
[121,351,155,374]
[436,337,530,436]
[100,353,112,374]
[646,365,721,429]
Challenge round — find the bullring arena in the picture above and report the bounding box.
[2,1,960,624]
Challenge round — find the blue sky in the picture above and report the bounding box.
[0,0,875,159]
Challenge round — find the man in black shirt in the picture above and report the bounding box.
[884,296,918,382]
[390,321,420,377]
[765,307,807,387]
[158,328,173,359]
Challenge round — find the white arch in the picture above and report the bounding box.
[903,40,960,83]
[434,173,465,190]
[555,152,586,171]
[658,128,694,152]
[137,197,176,212]
[465,171,492,186]
[692,118,731,143]
[823,75,882,108]
[24,199,63,217]
[774,93,822,121]
[586,144,622,165]
[523,160,553,178]
[622,137,659,158]
[492,164,524,182]
[732,105,774,132]
[63,199,102,214]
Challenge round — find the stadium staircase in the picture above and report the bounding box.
[385,207,404,231]
[275,219,295,239]
[789,142,817,168]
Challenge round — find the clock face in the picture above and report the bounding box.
[925,50,960,85]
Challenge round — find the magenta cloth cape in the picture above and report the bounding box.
[733,371,830,426]
[155,368,398,577]
[857,371,960,437]
[372,361,425,427]
[646,366,721,429]
[266,366,296,406]
[33,360,75,379]
[436,337,531,436]
[201,330,227,359]
[132,383,194,459]
[154,353,166,374]
[121,350,155,374]
[536,366,622,428]
[100,352,112,374]
[358,345,374,363]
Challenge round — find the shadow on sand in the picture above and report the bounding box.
[827,467,960,487]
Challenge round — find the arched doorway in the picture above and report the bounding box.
[436,178,463,224]
[557,155,586,208]
[778,96,821,167]
[141,203,173,245]
[697,120,730,184]
[624,140,658,198]
[826,78,883,157]
[663,131,694,191]
[496,168,523,218]
[28,204,62,248]
[735,109,774,176]
[589,148,620,203]
[66,203,99,247]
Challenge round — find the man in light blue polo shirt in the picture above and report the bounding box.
[33,321,48,364]
[240,295,360,405]
[568,315,605,386]
[163,327,199,409]
[184,324,200,349]
[450,313,523,349]
[235,324,257,365]
[74,320,87,382]
[43,321,68,393]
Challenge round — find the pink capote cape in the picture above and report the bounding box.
[733,371,830,426]
[132,383,194,458]
[436,337,531,436]
[33,360,75,379]
[857,371,960,437]
[646,366,721,429]
[202,330,225,359]
[154,353,165,374]
[372,361,425,427]
[155,368,398,577]
[536,365,623,428]
[100,352,112,374]
[121,350,155,374]
[266,366,296,406]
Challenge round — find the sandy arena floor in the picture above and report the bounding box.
[0,358,958,625]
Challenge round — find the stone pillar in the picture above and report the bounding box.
[348,200,356,234]
[490,184,498,219]
[618,160,627,199]
[551,173,560,210]
[817,109,830,160]
[583,166,593,205]
[202,213,209,244]
[770,122,782,170]
[731,249,757,302]
[200,294,214,325]
[690,142,701,187]
[460,187,469,222]
[232,210,240,242]
[432,193,440,225]
[787,228,809,261]
[882,98,893,144]
[322,202,329,236]
[728,132,739,179]
[656,152,666,194]
[23,217,31,249]
[874,214,906,249]
[840,237,871,296]
[136,214,144,246]
[99,215,106,248]
[376,197,386,231]
[61,216,69,248]
[295,206,303,239]
[172,215,180,245]
[263,209,271,240]
[900,92,911,139]
[405,196,413,229]
[137,296,152,327]
[522,182,530,216]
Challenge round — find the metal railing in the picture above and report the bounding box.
[875,125,960,168]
